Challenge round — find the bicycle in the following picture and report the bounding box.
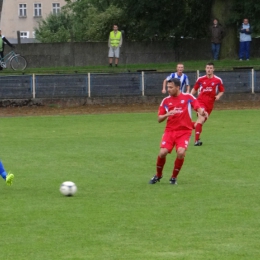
[0,49,27,71]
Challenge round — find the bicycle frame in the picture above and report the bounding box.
[0,50,17,67]
[0,49,27,70]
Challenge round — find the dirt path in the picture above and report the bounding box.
[0,101,259,117]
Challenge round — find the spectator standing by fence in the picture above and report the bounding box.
[108,25,122,67]
[210,19,224,60]
[0,29,14,71]
[239,18,252,61]
[162,63,190,94]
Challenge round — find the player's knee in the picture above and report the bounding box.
[177,148,186,158]
[159,148,168,158]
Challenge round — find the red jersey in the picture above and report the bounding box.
[193,75,224,111]
[158,93,201,131]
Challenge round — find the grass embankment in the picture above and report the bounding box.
[1,59,259,75]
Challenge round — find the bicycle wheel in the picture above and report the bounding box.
[10,55,27,71]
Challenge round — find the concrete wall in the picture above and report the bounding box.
[8,40,211,68]
[7,38,260,68]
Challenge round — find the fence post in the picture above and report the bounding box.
[17,31,21,45]
[32,74,36,99]
[251,68,255,94]
[196,70,200,79]
[88,73,91,98]
[196,70,200,94]
[142,71,145,96]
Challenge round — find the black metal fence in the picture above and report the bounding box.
[0,70,258,99]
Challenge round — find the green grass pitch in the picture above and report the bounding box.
[1,110,260,259]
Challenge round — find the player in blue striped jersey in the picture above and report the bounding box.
[162,63,190,94]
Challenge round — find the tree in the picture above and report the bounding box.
[179,0,213,39]
[70,5,123,41]
[35,0,124,42]
[35,0,213,43]
[211,0,237,58]
[35,12,73,43]
[211,0,260,59]
[64,0,124,41]
[121,0,185,41]
[35,0,260,60]
[228,0,260,36]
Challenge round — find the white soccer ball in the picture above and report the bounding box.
[60,181,77,196]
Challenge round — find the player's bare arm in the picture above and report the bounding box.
[162,79,167,93]
[215,91,224,101]
[190,88,197,96]
[186,85,190,93]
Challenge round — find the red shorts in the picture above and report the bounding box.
[160,130,192,153]
[198,102,213,116]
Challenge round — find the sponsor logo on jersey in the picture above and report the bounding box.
[174,107,183,113]
[203,87,213,92]
[181,100,185,103]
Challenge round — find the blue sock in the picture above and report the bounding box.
[0,161,7,180]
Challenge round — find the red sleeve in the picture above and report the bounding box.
[219,81,225,92]
[158,102,167,115]
[190,97,201,111]
[193,79,200,91]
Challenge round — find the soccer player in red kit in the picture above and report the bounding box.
[191,62,224,146]
[149,78,208,185]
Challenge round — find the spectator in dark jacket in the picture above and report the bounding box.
[0,29,14,70]
[210,19,224,60]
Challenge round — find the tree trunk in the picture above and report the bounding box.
[211,0,238,59]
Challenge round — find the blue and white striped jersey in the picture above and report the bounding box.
[166,73,189,92]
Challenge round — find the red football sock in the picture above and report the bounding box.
[156,156,166,177]
[195,123,203,142]
[172,158,184,178]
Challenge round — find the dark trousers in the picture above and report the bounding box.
[211,43,221,60]
[0,51,3,70]
[239,41,250,60]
